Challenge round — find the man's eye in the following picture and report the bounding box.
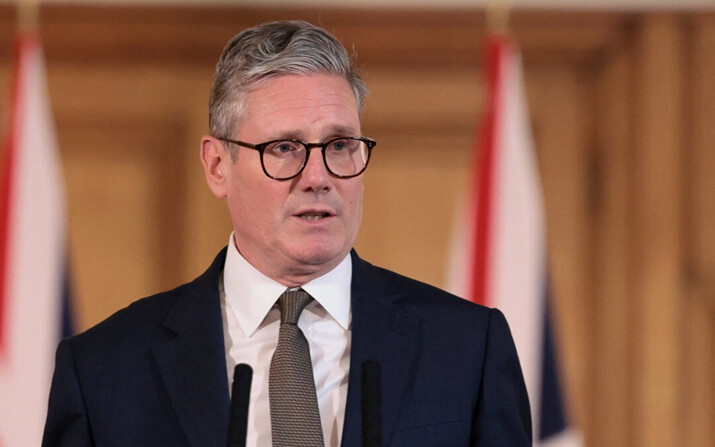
[270,142,298,154]
[330,140,348,151]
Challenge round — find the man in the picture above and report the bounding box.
[43,21,531,447]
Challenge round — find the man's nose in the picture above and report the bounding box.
[298,147,331,188]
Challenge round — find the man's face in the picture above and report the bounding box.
[205,74,364,286]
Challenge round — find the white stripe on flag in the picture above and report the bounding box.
[489,39,545,437]
[445,36,582,446]
[0,35,65,447]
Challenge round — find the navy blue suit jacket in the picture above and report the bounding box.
[43,248,531,446]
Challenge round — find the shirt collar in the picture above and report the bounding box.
[223,233,352,336]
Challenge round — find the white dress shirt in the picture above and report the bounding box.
[220,234,352,447]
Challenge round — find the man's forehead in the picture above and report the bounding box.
[238,74,361,137]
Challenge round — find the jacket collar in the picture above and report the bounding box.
[152,248,230,447]
[341,250,422,447]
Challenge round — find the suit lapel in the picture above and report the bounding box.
[342,252,422,447]
[152,249,230,447]
[148,248,420,447]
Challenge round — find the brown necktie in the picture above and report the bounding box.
[269,288,324,447]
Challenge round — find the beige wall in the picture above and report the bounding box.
[1,6,713,447]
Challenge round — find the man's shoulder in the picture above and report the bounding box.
[75,282,187,340]
[352,253,492,317]
[352,254,505,356]
[67,247,227,355]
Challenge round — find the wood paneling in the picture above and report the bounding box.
[687,15,715,447]
[1,5,713,447]
[632,16,685,447]
[691,17,715,298]
[593,37,634,447]
[356,67,480,286]
[527,64,593,437]
[0,6,630,67]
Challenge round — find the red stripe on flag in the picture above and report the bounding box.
[470,36,506,307]
[0,37,31,357]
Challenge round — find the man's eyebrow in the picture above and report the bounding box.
[329,126,361,136]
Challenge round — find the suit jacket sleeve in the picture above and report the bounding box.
[472,308,532,446]
[42,339,95,447]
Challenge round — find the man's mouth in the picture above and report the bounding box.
[298,212,331,221]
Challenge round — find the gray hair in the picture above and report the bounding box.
[208,20,369,141]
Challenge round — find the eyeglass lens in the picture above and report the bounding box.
[262,138,369,179]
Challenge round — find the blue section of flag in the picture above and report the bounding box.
[539,288,568,440]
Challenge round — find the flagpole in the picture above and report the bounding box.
[487,0,510,35]
[17,0,40,34]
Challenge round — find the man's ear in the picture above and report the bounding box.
[200,136,229,199]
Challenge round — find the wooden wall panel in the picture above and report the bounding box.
[64,125,165,324]
[632,17,684,447]
[593,39,634,447]
[527,64,593,438]
[356,67,480,286]
[687,15,715,447]
[0,66,9,136]
[357,130,473,287]
[48,65,213,327]
[691,7,715,293]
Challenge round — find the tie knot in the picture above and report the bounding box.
[277,289,313,325]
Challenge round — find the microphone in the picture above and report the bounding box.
[361,360,382,447]
[227,363,253,447]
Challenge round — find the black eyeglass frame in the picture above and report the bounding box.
[217,136,377,181]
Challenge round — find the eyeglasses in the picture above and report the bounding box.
[217,136,376,181]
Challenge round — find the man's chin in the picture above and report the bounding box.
[286,244,349,269]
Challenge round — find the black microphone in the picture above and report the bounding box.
[227,363,253,447]
[361,360,382,447]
